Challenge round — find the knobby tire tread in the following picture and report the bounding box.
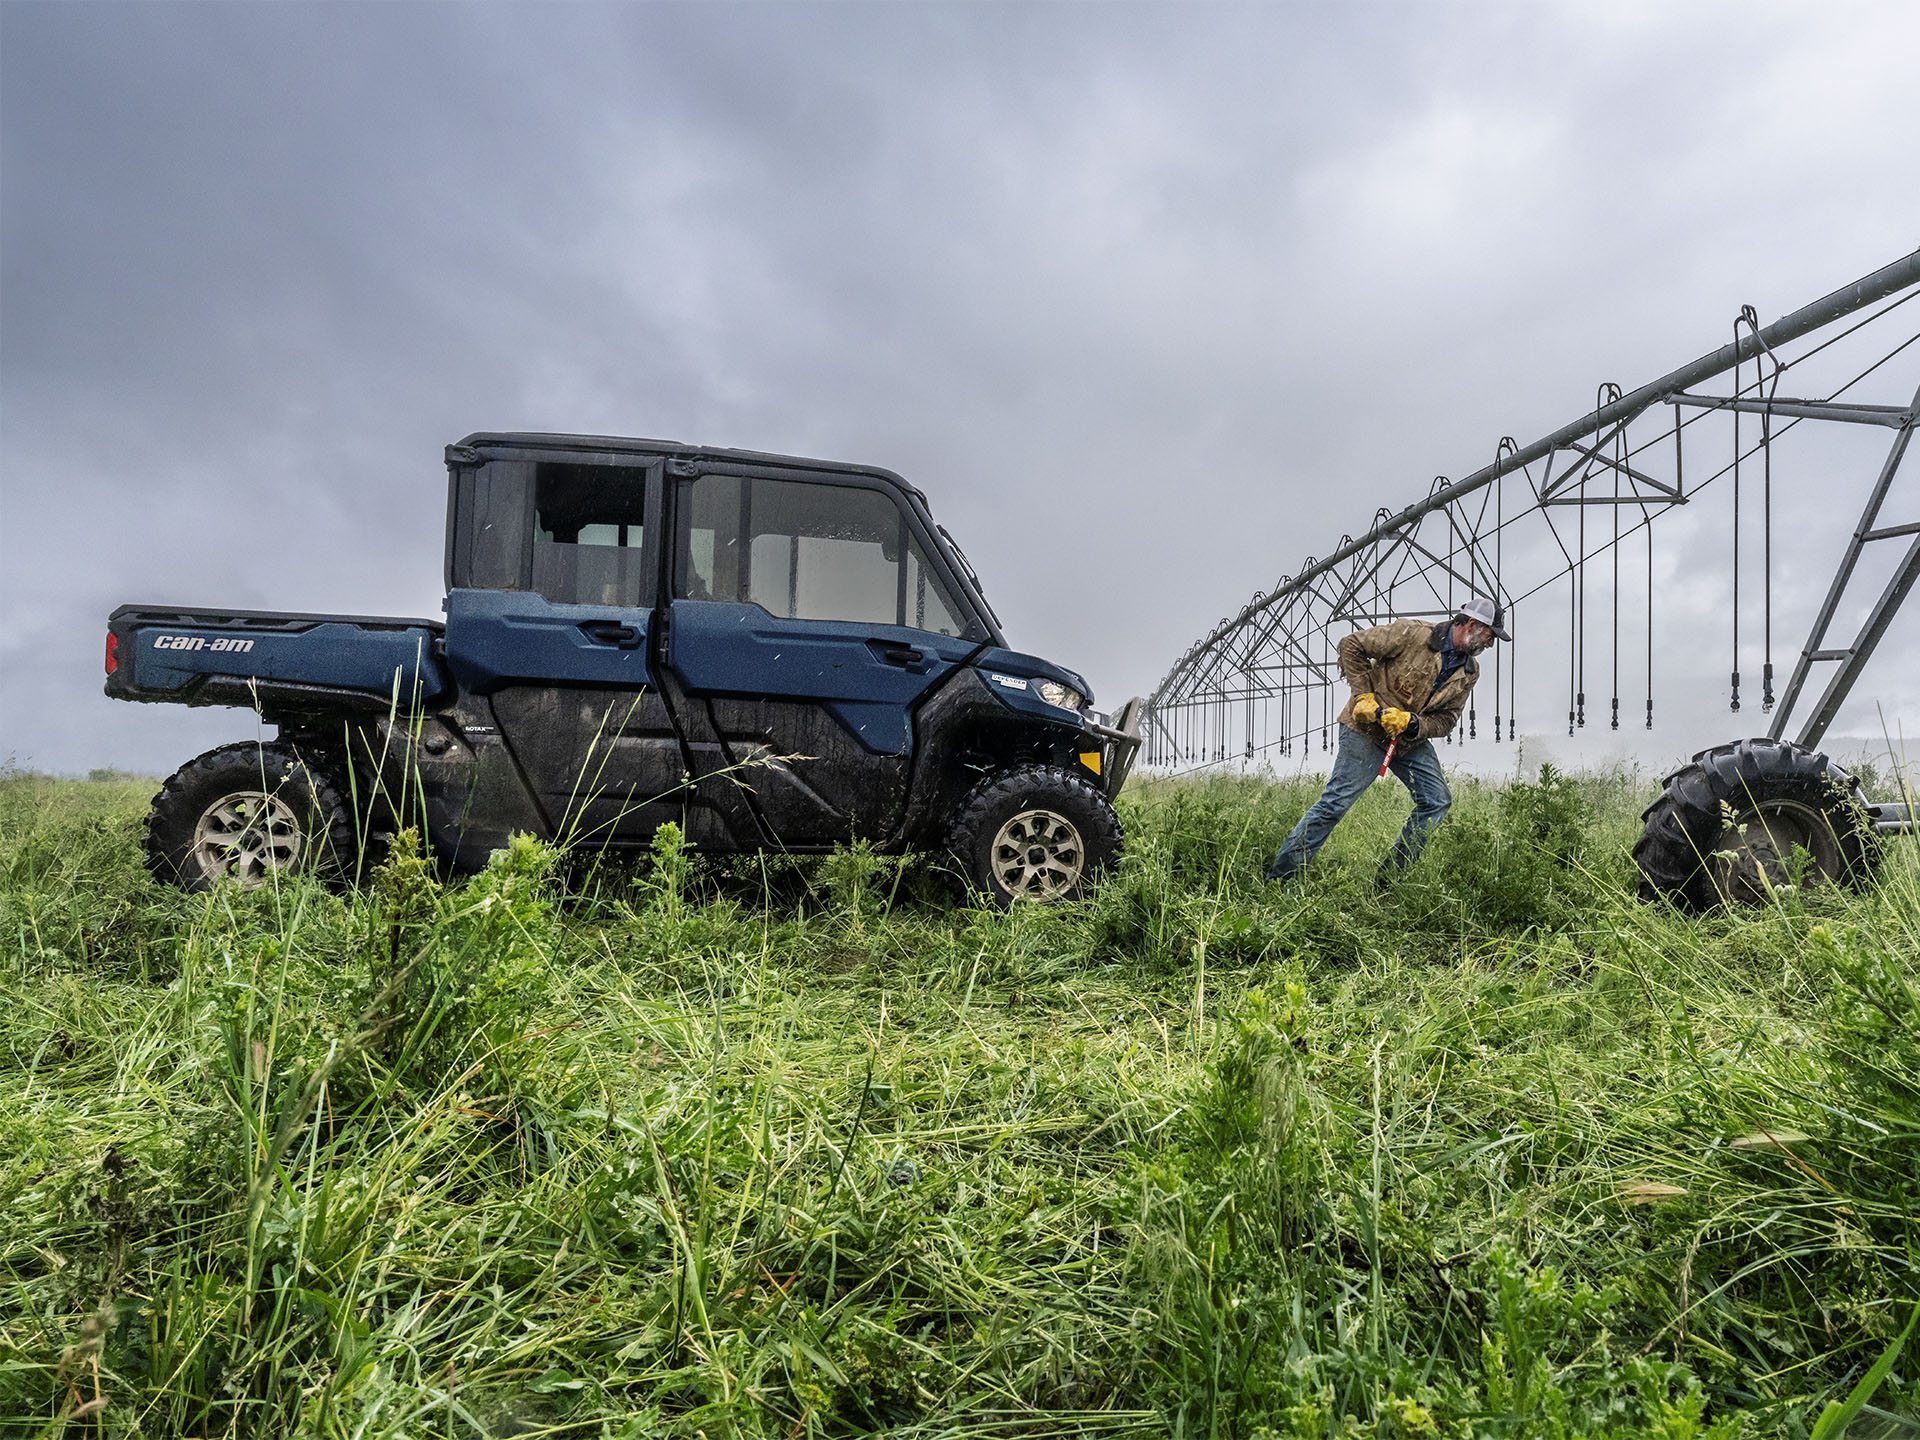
[1632,737,1875,909]
[945,763,1124,908]
[144,740,357,891]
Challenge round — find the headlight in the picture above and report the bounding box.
[1034,679,1083,711]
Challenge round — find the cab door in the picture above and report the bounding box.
[662,469,983,844]
[443,455,685,844]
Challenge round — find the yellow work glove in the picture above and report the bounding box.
[1380,706,1415,738]
[1352,692,1380,724]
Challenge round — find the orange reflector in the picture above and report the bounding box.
[1078,750,1102,775]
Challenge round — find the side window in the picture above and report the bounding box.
[532,463,649,607]
[905,543,966,637]
[675,474,975,636]
[456,461,535,591]
[676,473,743,604]
[748,480,901,625]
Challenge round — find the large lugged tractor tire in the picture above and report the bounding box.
[946,764,1124,907]
[1634,737,1878,909]
[144,741,355,892]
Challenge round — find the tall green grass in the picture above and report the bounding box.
[1,764,1915,1436]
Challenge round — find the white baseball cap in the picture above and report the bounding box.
[1459,595,1510,640]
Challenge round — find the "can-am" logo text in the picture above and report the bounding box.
[153,634,256,653]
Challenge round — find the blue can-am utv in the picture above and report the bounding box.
[106,434,1142,905]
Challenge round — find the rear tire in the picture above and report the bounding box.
[1633,737,1878,909]
[945,764,1123,907]
[144,741,355,892]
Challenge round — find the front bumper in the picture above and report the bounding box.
[1081,697,1144,798]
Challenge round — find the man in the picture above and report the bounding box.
[1264,595,1509,884]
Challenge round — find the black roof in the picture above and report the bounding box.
[452,431,923,502]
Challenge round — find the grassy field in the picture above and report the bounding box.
[2,762,1916,1438]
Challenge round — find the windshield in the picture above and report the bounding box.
[938,523,1001,633]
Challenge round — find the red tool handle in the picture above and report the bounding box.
[1377,737,1396,779]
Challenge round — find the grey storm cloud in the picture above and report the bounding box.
[3,0,1919,777]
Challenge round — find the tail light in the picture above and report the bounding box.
[105,631,118,675]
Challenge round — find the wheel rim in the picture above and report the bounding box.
[990,807,1085,900]
[1709,798,1844,903]
[190,789,304,886]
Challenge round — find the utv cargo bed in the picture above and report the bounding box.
[106,605,448,717]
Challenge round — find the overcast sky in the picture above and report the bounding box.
[4,0,1918,779]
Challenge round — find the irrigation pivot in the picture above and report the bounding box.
[1143,250,1920,906]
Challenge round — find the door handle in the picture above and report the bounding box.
[580,620,643,648]
[867,639,928,669]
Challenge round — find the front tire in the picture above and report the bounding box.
[1633,737,1878,909]
[946,764,1123,907]
[144,741,354,891]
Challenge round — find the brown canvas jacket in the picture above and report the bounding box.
[1335,618,1480,747]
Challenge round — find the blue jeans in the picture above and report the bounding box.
[1265,724,1453,881]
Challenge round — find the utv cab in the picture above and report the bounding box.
[107,433,1141,904]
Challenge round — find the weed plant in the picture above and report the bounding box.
[1,763,1916,1437]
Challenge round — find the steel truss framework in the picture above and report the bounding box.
[1144,252,1920,773]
